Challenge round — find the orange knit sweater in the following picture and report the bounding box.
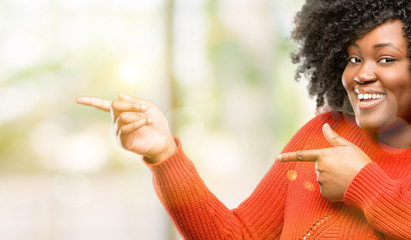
[147,112,411,239]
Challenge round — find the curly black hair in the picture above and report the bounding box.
[291,0,411,111]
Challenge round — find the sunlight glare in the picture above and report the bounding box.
[118,61,142,85]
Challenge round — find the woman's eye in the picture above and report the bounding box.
[348,57,361,64]
[379,58,396,64]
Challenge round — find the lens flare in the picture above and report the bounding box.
[286,170,297,181]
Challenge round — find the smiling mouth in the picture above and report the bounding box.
[357,93,384,101]
[354,89,386,102]
[353,88,387,110]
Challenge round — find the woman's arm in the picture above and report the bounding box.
[147,140,292,239]
[76,93,292,239]
[146,109,324,239]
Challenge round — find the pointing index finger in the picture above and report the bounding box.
[276,149,321,162]
[111,100,147,112]
[75,97,112,112]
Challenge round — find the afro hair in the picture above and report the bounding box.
[291,0,411,111]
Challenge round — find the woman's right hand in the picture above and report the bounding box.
[75,93,177,163]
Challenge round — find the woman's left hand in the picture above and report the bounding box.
[276,123,372,202]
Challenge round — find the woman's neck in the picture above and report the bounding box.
[377,120,411,149]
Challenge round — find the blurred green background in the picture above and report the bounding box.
[0,0,314,239]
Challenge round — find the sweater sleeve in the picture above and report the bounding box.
[343,162,411,239]
[145,115,324,239]
[145,137,294,239]
[146,139,244,239]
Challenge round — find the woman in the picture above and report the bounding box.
[76,0,411,239]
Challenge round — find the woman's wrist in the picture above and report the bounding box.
[146,138,178,164]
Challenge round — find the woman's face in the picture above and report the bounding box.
[342,20,411,132]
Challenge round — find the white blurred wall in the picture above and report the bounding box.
[0,0,312,239]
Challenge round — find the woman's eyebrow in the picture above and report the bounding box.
[372,42,403,53]
[351,43,404,54]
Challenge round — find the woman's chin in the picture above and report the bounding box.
[355,120,379,133]
[356,116,410,134]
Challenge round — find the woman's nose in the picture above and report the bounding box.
[355,63,377,84]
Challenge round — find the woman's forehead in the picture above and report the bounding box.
[351,20,407,47]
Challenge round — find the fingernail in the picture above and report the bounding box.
[324,123,337,139]
[275,154,283,161]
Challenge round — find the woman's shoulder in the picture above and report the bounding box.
[282,111,361,152]
[281,112,336,151]
[298,111,345,132]
[287,111,359,149]
[304,111,357,130]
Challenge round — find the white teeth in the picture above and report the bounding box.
[357,93,383,100]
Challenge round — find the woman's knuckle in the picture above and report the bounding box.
[297,151,304,161]
[119,112,128,121]
[111,100,119,108]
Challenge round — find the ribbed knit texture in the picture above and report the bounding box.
[146,112,411,239]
